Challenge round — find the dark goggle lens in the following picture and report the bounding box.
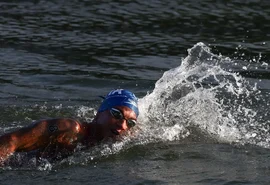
[110,108,123,119]
[127,120,136,128]
[110,108,136,128]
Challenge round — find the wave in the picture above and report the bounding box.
[138,42,270,148]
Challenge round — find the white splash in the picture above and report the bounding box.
[137,42,270,148]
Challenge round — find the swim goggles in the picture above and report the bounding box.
[109,107,137,128]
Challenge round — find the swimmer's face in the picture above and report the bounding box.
[96,106,137,137]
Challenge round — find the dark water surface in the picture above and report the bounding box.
[1,0,270,185]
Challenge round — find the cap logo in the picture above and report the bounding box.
[108,89,123,96]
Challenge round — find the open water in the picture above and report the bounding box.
[0,0,270,184]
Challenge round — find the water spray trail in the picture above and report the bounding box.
[138,42,270,148]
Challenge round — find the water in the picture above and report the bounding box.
[1,0,270,184]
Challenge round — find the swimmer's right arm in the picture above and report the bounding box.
[0,118,81,164]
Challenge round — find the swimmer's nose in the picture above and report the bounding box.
[116,119,128,131]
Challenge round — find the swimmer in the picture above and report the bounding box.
[0,89,139,164]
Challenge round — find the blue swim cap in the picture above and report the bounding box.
[98,89,139,117]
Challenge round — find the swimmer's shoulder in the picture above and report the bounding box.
[31,118,83,135]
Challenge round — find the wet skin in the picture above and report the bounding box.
[0,106,137,164]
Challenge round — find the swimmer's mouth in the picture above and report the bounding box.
[111,129,120,135]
